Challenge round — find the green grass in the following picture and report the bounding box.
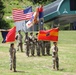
[0,31,76,75]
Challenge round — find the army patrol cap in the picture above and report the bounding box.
[25,32,28,34]
[30,32,33,34]
[18,30,21,32]
[36,33,38,35]
[10,43,14,47]
[53,42,57,44]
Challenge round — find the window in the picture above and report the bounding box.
[70,0,76,11]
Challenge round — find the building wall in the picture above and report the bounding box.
[59,0,76,15]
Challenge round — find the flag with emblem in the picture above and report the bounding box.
[38,28,59,41]
[26,15,34,28]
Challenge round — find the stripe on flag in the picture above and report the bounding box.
[12,6,33,22]
[38,28,59,41]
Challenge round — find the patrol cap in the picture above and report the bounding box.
[18,30,21,32]
[25,32,28,34]
[53,42,57,44]
[10,43,14,47]
[36,33,38,35]
[30,32,33,34]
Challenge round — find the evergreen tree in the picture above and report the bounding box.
[30,0,56,4]
[0,0,9,29]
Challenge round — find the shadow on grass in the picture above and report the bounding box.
[15,70,29,73]
[59,68,64,71]
[16,71,25,73]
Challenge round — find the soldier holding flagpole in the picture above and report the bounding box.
[51,42,59,70]
[9,43,17,72]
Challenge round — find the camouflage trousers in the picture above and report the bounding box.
[17,43,23,52]
[52,57,59,70]
[10,57,16,70]
[25,44,29,57]
[46,47,50,55]
[37,49,40,56]
[36,44,40,56]
[41,46,45,56]
[30,44,35,56]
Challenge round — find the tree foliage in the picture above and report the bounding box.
[0,0,10,29]
[30,0,56,4]
[0,0,56,29]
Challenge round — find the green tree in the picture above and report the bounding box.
[0,0,10,29]
[29,0,56,4]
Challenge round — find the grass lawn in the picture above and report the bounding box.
[0,31,76,75]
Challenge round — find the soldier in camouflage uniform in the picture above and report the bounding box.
[35,33,41,56]
[45,41,51,55]
[51,42,59,70]
[29,32,35,56]
[9,43,16,72]
[16,30,23,52]
[24,32,30,57]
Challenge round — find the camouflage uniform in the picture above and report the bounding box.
[16,31,23,52]
[51,45,59,70]
[29,33,35,56]
[45,41,51,55]
[34,34,40,56]
[41,41,45,56]
[37,41,43,56]
[36,41,41,56]
[24,33,30,57]
[9,47,16,71]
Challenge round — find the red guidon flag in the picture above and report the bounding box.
[38,28,59,41]
[6,26,16,42]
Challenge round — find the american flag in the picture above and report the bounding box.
[12,6,33,22]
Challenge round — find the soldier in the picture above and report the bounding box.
[24,32,30,57]
[51,42,59,70]
[45,41,51,55]
[35,33,40,56]
[29,32,35,56]
[9,43,16,72]
[16,30,23,52]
